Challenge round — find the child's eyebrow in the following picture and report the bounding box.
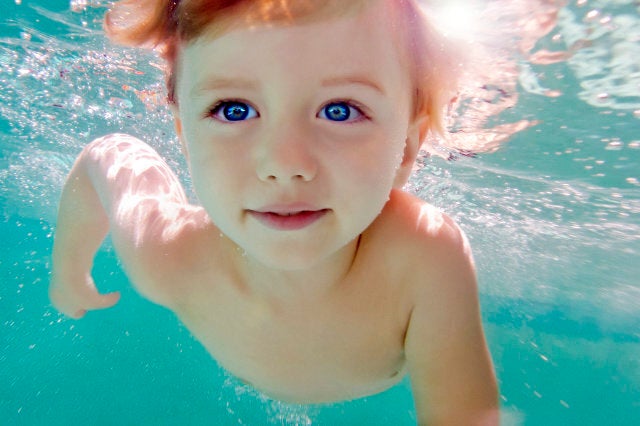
[321,75,386,95]
[191,77,259,97]
[190,75,385,97]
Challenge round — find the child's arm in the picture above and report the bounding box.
[405,214,499,426]
[49,134,194,318]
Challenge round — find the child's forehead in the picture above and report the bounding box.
[180,0,411,72]
[177,1,415,103]
[183,5,403,69]
[179,0,375,42]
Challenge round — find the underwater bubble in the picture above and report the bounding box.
[599,15,612,25]
[584,9,601,22]
[70,0,89,12]
[67,94,84,109]
[605,140,624,150]
[107,97,133,109]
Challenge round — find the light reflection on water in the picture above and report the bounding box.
[0,0,639,424]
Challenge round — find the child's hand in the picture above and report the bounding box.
[49,272,120,319]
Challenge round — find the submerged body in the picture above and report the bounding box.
[52,135,495,414]
[50,0,498,424]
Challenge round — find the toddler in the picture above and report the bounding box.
[50,0,499,424]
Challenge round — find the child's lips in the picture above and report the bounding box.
[248,207,330,231]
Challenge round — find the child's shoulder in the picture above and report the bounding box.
[370,189,475,285]
[379,189,470,251]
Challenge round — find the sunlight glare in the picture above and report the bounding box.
[429,1,480,41]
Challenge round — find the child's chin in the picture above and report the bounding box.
[249,250,327,271]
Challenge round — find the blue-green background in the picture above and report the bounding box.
[1,0,639,424]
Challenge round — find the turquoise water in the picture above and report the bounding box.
[1,1,639,424]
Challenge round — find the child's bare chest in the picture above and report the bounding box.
[174,273,409,403]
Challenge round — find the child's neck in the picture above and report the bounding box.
[237,236,361,305]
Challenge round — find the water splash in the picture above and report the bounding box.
[423,0,640,159]
[0,2,182,221]
[221,374,315,425]
[558,1,640,110]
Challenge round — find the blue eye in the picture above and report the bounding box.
[320,102,363,122]
[211,101,258,122]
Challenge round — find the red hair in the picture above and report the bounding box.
[104,0,461,137]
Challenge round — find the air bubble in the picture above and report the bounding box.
[108,97,133,109]
[605,141,623,151]
[585,9,601,22]
[68,94,84,109]
[70,0,89,12]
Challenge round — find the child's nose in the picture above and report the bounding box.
[255,125,318,183]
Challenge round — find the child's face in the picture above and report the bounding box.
[173,0,422,270]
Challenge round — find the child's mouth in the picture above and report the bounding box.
[248,209,329,231]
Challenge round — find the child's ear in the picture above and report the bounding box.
[393,115,428,188]
[170,105,189,161]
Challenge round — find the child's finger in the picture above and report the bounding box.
[49,286,83,319]
[91,291,121,310]
[72,309,87,319]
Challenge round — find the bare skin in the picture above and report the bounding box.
[51,135,497,424]
[50,1,498,424]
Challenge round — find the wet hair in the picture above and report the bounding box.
[104,0,461,137]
